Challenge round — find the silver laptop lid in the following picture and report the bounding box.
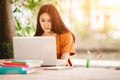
[13,36,57,66]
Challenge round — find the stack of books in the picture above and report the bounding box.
[0,60,43,74]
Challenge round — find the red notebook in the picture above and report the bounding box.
[0,64,28,68]
[2,60,43,67]
[2,61,29,67]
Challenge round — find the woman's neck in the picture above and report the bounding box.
[42,32,56,36]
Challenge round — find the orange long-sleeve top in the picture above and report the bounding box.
[56,32,75,59]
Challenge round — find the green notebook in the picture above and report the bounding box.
[0,66,34,74]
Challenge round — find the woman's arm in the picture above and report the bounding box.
[57,53,70,66]
[61,53,70,60]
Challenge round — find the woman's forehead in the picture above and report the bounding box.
[40,13,51,19]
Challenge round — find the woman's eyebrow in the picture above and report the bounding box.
[40,18,45,19]
[40,17,49,19]
[40,18,51,20]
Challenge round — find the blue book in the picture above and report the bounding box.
[0,66,34,74]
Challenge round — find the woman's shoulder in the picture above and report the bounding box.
[56,32,74,41]
[58,32,72,37]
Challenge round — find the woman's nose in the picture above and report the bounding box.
[45,22,49,27]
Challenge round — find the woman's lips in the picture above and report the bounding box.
[44,28,50,30]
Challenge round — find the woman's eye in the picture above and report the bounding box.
[41,20,45,22]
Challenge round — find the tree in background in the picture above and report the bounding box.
[0,0,15,59]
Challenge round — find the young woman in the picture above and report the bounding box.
[34,4,75,66]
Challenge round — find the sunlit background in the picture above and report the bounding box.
[60,0,120,39]
[12,0,120,39]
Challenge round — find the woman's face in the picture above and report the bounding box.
[39,13,52,33]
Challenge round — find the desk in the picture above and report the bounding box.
[0,67,120,80]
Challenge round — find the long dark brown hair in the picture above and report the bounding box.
[34,4,75,42]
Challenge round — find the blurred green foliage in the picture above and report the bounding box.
[11,0,62,37]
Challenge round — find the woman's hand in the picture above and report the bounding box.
[57,59,67,66]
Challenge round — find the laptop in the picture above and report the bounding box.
[13,36,57,67]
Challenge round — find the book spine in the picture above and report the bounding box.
[0,66,28,74]
[3,61,26,65]
[0,64,28,68]
[3,61,29,67]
